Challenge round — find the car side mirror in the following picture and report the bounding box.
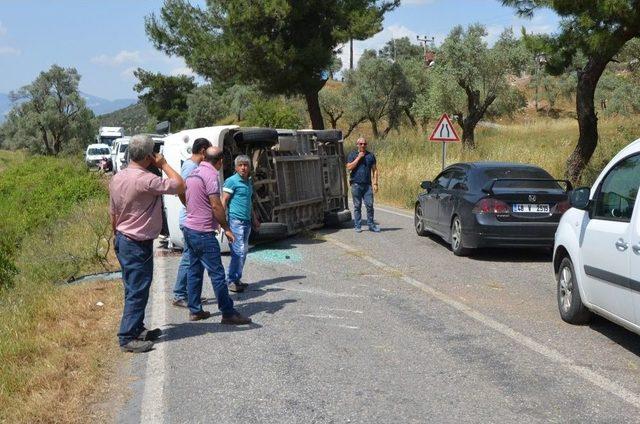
[420,180,433,191]
[569,187,591,210]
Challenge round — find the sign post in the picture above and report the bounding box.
[428,113,460,170]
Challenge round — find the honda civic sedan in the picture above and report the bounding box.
[414,162,571,256]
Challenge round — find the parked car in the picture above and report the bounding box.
[111,136,130,174]
[414,162,571,256]
[85,143,112,169]
[553,138,640,333]
[161,126,351,250]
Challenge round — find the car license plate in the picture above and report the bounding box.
[512,203,550,213]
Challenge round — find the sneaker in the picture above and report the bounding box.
[138,327,162,341]
[354,226,362,233]
[221,313,252,325]
[229,282,245,293]
[369,224,381,233]
[237,281,249,288]
[189,310,212,321]
[120,339,154,353]
[171,298,188,308]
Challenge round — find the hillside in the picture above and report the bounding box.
[97,102,151,135]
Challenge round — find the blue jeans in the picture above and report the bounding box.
[114,232,154,346]
[351,183,374,228]
[183,227,236,316]
[172,226,190,301]
[227,219,251,284]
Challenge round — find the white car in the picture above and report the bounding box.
[85,143,112,169]
[553,138,640,334]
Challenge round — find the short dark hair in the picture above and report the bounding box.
[192,138,211,155]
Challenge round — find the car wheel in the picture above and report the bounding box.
[450,216,470,256]
[233,128,279,144]
[414,203,429,236]
[557,256,592,324]
[250,222,289,242]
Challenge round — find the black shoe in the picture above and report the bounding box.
[229,282,245,293]
[171,298,188,308]
[120,339,154,353]
[189,310,212,321]
[221,312,252,325]
[138,327,162,341]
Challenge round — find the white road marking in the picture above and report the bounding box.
[375,205,413,219]
[274,286,363,298]
[139,255,169,424]
[335,324,360,330]
[321,307,364,314]
[325,235,640,410]
[301,313,345,320]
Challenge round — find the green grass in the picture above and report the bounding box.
[0,151,122,422]
[369,117,640,208]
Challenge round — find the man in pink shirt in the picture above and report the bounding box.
[182,146,251,325]
[109,134,185,353]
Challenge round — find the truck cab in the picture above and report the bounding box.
[97,126,125,152]
[162,126,351,250]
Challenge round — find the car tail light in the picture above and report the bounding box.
[554,200,570,214]
[472,198,510,214]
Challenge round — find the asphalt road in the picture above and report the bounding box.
[117,204,640,423]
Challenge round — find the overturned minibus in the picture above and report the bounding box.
[162,126,351,250]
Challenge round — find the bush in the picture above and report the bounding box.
[0,154,106,288]
[244,98,303,129]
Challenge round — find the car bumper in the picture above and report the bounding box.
[463,215,559,248]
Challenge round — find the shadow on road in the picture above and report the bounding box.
[589,315,640,356]
[233,275,307,302]
[158,320,262,343]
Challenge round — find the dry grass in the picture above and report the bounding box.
[364,116,640,208]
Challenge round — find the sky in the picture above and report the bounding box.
[0,0,560,100]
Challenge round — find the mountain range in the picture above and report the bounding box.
[0,92,137,122]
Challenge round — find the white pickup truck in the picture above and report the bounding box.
[161,126,351,250]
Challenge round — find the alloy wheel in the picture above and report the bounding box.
[415,205,424,233]
[559,265,573,312]
[451,218,461,251]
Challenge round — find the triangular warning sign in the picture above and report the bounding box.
[429,114,460,142]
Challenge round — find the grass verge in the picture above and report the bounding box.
[0,151,123,423]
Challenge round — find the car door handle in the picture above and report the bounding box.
[633,244,640,255]
[615,238,629,251]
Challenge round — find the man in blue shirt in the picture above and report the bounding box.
[346,137,380,232]
[222,155,260,293]
[171,137,212,307]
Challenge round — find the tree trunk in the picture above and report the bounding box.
[566,58,608,183]
[462,119,477,149]
[350,38,354,70]
[305,91,325,130]
[370,119,379,139]
[404,108,417,127]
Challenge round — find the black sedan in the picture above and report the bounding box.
[414,162,571,256]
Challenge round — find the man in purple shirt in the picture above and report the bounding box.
[109,135,185,353]
[183,146,251,325]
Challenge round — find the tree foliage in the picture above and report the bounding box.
[133,68,196,131]
[429,25,527,148]
[186,84,229,128]
[503,0,640,182]
[145,0,397,129]
[0,65,95,155]
[378,36,423,62]
[244,98,303,129]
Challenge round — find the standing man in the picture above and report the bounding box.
[346,136,380,232]
[222,155,260,293]
[171,137,212,307]
[109,135,185,353]
[182,147,252,324]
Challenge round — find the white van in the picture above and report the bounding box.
[553,138,640,334]
[161,125,351,250]
[111,137,131,174]
[85,143,112,169]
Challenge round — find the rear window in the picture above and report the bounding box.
[119,144,128,152]
[480,167,562,190]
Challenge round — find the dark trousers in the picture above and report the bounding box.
[114,232,154,346]
[351,183,374,228]
[183,227,236,316]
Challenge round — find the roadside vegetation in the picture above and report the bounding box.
[0,151,122,423]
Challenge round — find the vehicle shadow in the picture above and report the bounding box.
[469,248,552,263]
[589,315,640,356]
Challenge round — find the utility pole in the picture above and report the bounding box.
[416,35,435,66]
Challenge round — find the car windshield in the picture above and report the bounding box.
[88,148,110,155]
[480,167,562,190]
